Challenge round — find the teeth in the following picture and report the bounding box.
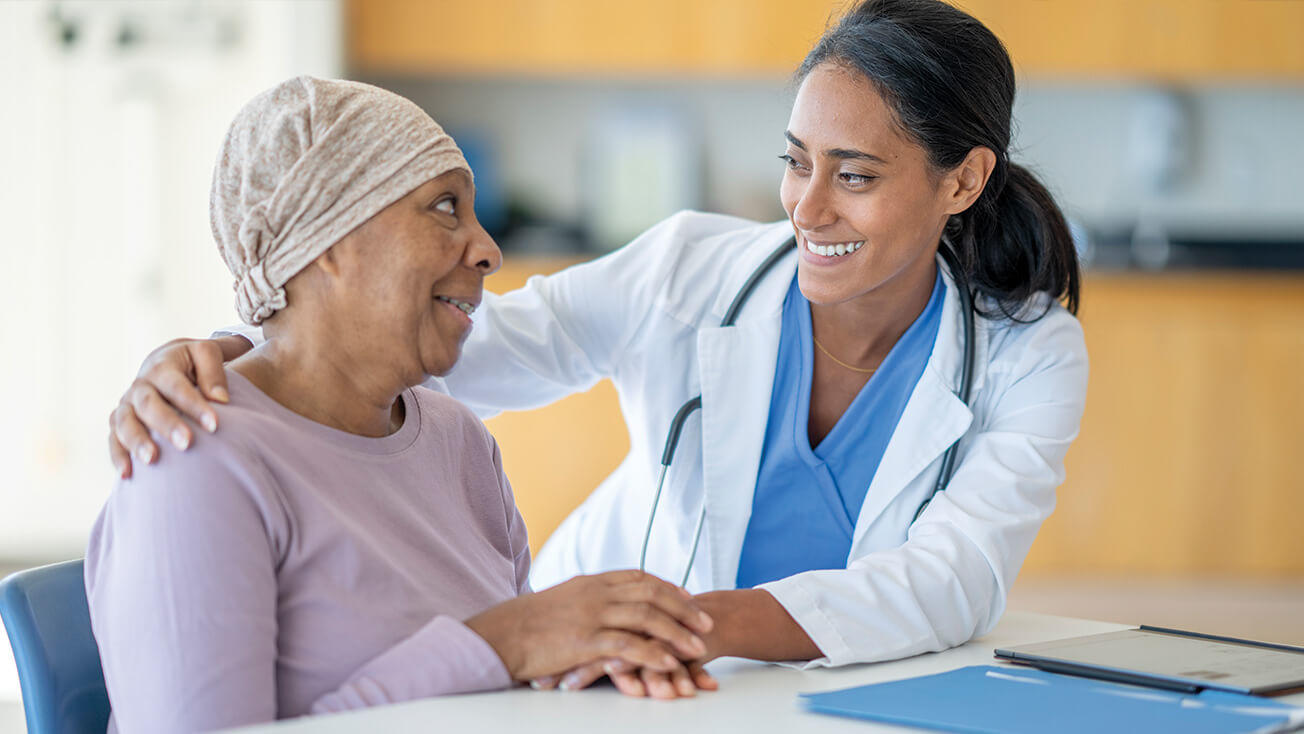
[435,296,476,315]
[805,240,865,258]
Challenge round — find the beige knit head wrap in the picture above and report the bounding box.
[211,76,470,324]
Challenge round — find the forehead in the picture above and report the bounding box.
[787,63,910,153]
[407,168,474,198]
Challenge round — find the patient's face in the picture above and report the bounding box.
[324,170,501,381]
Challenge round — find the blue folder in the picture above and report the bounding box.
[801,665,1304,734]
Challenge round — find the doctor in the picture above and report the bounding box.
[108,0,1086,697]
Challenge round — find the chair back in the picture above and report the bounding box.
[0,559,110,734]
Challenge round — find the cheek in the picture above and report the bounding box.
[779,173,802,216]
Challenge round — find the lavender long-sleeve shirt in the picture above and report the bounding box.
[85,369,530,733]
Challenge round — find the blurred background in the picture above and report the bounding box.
[1,0,1302,727]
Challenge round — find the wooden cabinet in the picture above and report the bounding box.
[485,259,1304,575]
[1023,272,1304,577]
[347,0,1304,79]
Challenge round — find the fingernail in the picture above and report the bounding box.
[663,655,677,669]
[136,445,155,464]
[171,429,190,450]
[210,386,229,403]
[603,662,617,676]
[678,678,696,696]
[698,612,714,632]
[690,636,706,655]
[201,413,218,433]
[529,680,543,691]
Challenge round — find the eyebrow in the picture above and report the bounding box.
[785,131,888,165]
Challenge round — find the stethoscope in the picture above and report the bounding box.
[638,235,977,586]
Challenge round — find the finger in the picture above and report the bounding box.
[611,578,714,636]
[641,669,679,700]
[155,368,219,435]
[591,632,681,674]
[188,340,231,404]
[601,602,706,660]
[688,661,718,691]
[112,401,159,466]
[669,664,696,698]
[559,660,608,691]
[130,380,196,452]
[108,431,132,480]
[597,569,651,586]
[602,658,638,677]
[610,670,646,698]
[530,675,560,691]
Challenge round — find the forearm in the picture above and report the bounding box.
[694,589,821,663]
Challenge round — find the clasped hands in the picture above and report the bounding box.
[464,570,720,700]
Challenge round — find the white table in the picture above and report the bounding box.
[228,612,1304,733]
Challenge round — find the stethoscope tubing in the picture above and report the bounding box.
[640,236,976,585]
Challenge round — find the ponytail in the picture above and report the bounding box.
[800,0,1082,320]
[946,162,1080,320]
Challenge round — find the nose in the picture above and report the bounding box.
[789,173,836,233]
[465,220,502,276]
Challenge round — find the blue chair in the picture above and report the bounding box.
[0,559,110,734]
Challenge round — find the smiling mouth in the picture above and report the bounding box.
[434,295,476,315]
[804,239,866,257]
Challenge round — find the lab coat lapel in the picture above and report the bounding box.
[696,236,795,590]
[697,322,779,589]
[850,260,987,549]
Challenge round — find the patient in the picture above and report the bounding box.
[84,77,713,733]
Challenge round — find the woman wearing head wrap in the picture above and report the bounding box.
[84,77,715,733]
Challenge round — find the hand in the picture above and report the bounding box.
[532,658,718,700]
[109,336,252,478]
[464,570,714,683]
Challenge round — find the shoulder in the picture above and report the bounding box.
[979,297,1088,399]
[635,212,791,326]
[103,387,288,534]
[541,210,786,332]
[408,386,499,457]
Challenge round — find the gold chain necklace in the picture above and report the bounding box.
[813,336,878,374]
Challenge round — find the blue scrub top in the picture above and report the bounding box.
[735,270,945,588]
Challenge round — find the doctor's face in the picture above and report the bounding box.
[779,62,957,307]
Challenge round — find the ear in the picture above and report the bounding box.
[309,244,342,279]
[942,146,997,216]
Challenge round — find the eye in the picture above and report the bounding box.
[778,154,810,174]
[432,196,456,216]
[839,172,876,186]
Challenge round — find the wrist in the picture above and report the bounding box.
[693,589,754,660]
[464,606,525,680]
[693,588,820,663]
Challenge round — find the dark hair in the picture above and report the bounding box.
[799,0,1080,319]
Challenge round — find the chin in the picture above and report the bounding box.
[797,271,866,306]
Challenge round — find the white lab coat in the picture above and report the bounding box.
[221,210,1088,668]
[440,211,1089,668]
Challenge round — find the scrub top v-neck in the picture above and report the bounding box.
[735,270,945,589]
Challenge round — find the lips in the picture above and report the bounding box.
[433,295,478,315]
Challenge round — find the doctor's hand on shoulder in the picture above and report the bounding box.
[109,335,248,477]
